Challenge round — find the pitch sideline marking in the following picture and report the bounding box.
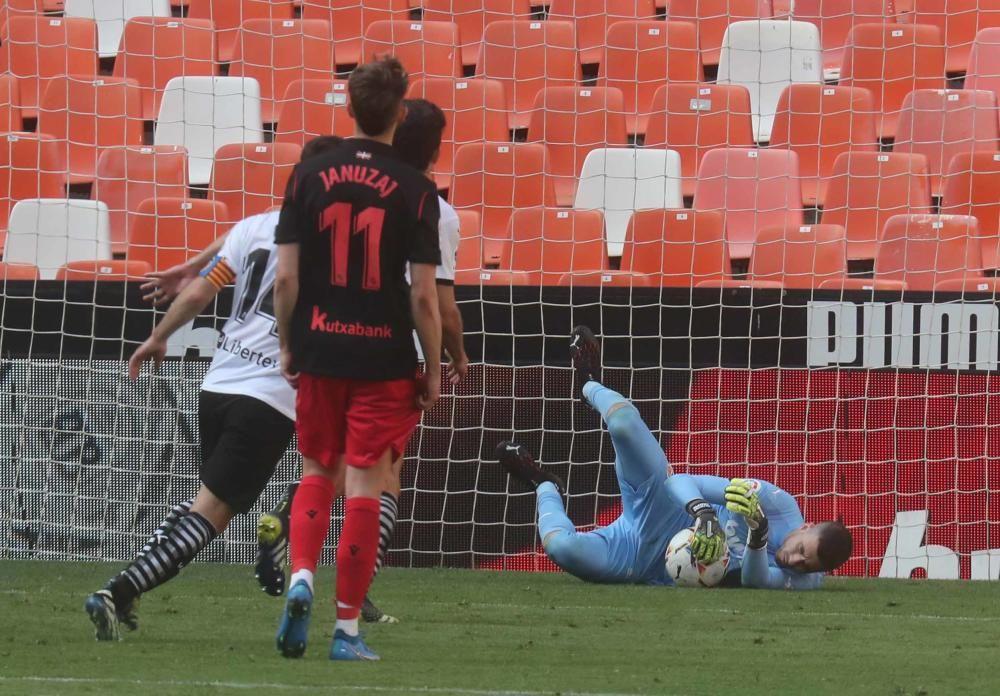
[0,676,643,696]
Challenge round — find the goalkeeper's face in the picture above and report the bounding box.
[775,525,822,573]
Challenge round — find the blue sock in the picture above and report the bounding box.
[582,381,629,420]
[537,482,574,542]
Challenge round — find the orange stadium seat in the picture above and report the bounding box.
[209,142,301,223]
[0,73,23,133]
[229,19,334,124]
[526,86,628,206]
[0,0,44,35]
[128,197,228,271]
[894,89,1000,198]
[0,261,39,280]
[940,150,1000,269]
[820,151,933,260]
[300,0,410,67]
[693,148,804,261]
[56,259,152,281]
[0,16,98,119]
[274,80,354,147]
[619,209,730,286]
[596,20,702,136]
[500,207,606,276]
[453,208,483,272]
[747,223,849,288]
[768,84,878,207]
[476,20,580,131]
[666,0,764,67]
[874,213,983,291]
[113,17,218,121]
[420,0,533,68]
[899,0,1000,74]
[37,76,144,186]
[644,83,754,198]
[407,78,510,190]
[187,0,294,63]
[547,0,658,66]
[450,142,556,265]
[0,133,65,240]
[839,23,946,140]
[965,27,1000,100]
[791,0,888,78]
[92,145,188,255]
[361,20,462,80]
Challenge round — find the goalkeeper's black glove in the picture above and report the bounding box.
[686,499,726,564]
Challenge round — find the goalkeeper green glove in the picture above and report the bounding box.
[725,478,769,549]
[686,499,725,564]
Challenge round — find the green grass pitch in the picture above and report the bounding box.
[2,560,998,696]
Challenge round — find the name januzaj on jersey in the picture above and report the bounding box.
[319,164,398,199]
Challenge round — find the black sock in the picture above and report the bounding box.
[109,512,217,606]
[374,492,399,575]
[135,497,194,562]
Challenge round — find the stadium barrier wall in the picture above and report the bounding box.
[1,282,998,580]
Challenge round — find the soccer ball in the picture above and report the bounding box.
[665,527,730,588]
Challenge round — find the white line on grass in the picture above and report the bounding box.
[0,676,643,696]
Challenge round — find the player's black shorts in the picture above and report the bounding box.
[198,390,295,513]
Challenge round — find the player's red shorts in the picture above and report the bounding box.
[295,373,421,469]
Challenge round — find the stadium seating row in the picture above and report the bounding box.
[1,136,999,269]
[0,76,994,213]
[2,202,995,293]
[463,210,1000,292]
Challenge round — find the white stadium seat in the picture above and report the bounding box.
[153,76,264,186]
[717,20,823,143]
[4,199,112,279]
[574,147,683,257]
[64,0,172,59]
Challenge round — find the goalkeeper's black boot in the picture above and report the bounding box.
[495,441,565,495]
[84,589,121,642]
[569,325,601,398]
[361,595,399,624]
[255,481,298,597]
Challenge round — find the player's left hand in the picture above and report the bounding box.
[687,500,725,564]
[447,353,468,385]
[128,336,167,381]
[280,347,299,389]
[140,262,199,306]
[725,479,765,530]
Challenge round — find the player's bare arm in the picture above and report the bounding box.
[273,242,300,389]
[129,276,221,381]
[437,283,467,384]
[411,261,442,409]
[140,233,228,305]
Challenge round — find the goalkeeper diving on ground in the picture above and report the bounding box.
[497,326,852,590]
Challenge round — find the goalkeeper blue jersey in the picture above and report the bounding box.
[587,475,821,589]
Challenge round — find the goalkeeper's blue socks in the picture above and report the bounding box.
[582,381,630,421]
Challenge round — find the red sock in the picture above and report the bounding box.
[289,475,335,574]
[335,496,381,620]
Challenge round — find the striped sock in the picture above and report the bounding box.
[374,492,398,574]
[135,497,194,560]
[111,512,217,605]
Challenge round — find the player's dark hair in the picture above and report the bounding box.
[393,98,446,173]
[348,56,409,137]
[815,520,853,572]
[300,135,343,163]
